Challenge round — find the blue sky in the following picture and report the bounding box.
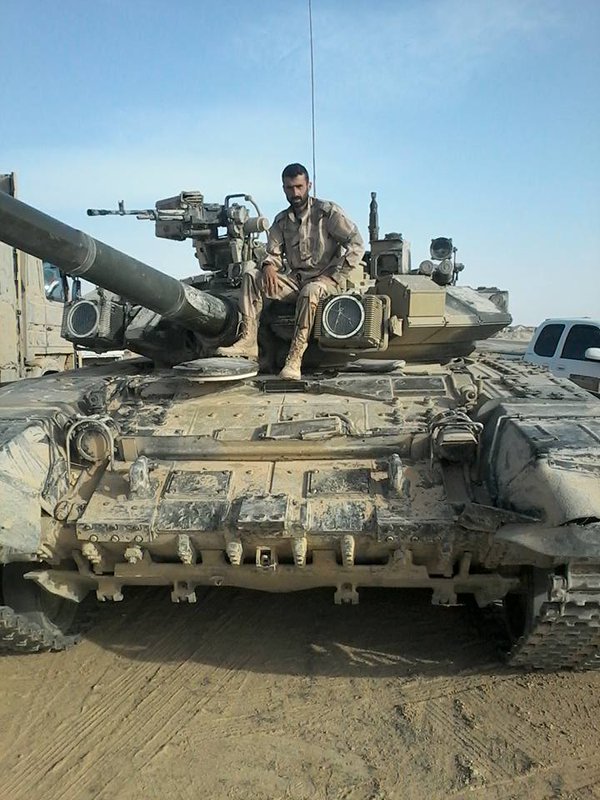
[1,0,599,323]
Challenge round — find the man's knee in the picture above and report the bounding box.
[298,279,336,302]
[242,264,273,303]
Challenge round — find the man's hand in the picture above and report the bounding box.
[262,263,279,297]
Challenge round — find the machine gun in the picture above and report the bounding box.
[87,191,269,286]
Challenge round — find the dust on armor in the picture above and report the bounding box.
[0,187,598,670]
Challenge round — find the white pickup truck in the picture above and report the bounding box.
[524,318,600,395]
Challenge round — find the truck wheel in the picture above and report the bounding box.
[0,563,92,653]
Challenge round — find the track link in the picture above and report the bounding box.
[508,599,600,670]
[481,566,600,671]
[0,603,96,654]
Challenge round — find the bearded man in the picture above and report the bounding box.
[216,163,364,379]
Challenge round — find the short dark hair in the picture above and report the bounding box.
[282,163,309,182]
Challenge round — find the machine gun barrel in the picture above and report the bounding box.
[0,191,231,336]
[87,208,157,219]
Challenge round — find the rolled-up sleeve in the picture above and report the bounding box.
[326,207,365,277]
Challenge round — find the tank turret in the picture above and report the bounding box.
[0,187,512,370]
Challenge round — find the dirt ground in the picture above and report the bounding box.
[1,587,600,800]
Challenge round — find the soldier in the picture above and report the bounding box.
[216,163,365,380]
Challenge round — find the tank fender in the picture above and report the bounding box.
[0,420,56,562]
[480,411,600,525]
[495,520,600,560]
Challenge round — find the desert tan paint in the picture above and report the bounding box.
[0,173,77,383]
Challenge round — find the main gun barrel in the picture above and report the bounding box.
[0,191,231,336]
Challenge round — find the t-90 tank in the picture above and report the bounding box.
[0,187,599,670]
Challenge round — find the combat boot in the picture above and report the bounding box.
[215,316,258,359]
[279,337,308,381]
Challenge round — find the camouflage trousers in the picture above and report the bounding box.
[239,264,339,339]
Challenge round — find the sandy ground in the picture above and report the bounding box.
[492,326,536,342]
[1,587,600,800]
[477,326,535,357]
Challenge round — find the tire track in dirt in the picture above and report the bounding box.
[103,597,387,800]
[398,677,556,791]
[3,616,193,787]
[52,602,262,800]
[426,698,514,784]
[469,676,598,775]
[397,670,600,799]
[1,590,251,800]
[83,657,255,800]
[393,689,529,786]
[170,697,340,750]
[163,730,377,800]
[483,694,548,754]
[77,595,379,800]
[3,588,600,800]
[398,669,514,705]
[452,758,600,800]
[51,590,287,800]
[450,691,541,787]
[0,660,68,749]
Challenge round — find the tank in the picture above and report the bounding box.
[0,187,599,671]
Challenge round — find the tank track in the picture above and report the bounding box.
[484,568,600,671]
[507,599,600,670]
[0,602,96,654]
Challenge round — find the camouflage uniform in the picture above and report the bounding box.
[243,198,363,330]
[217,197,364,378]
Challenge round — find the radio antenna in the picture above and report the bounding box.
[308,0,317,196]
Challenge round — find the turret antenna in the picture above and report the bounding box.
[308,0,317,196]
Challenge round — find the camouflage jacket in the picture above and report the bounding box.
[263,197,364,286]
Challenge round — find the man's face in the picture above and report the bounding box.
[283,174,311,211]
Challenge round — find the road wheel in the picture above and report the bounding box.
[501,568,548,654]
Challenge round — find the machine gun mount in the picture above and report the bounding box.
[88,191,269,286]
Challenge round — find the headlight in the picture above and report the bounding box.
[61,297,125,349]
[65,300,100,338]
[430,237,453,260]
[321,295,366,339]
[314,294,390,351]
